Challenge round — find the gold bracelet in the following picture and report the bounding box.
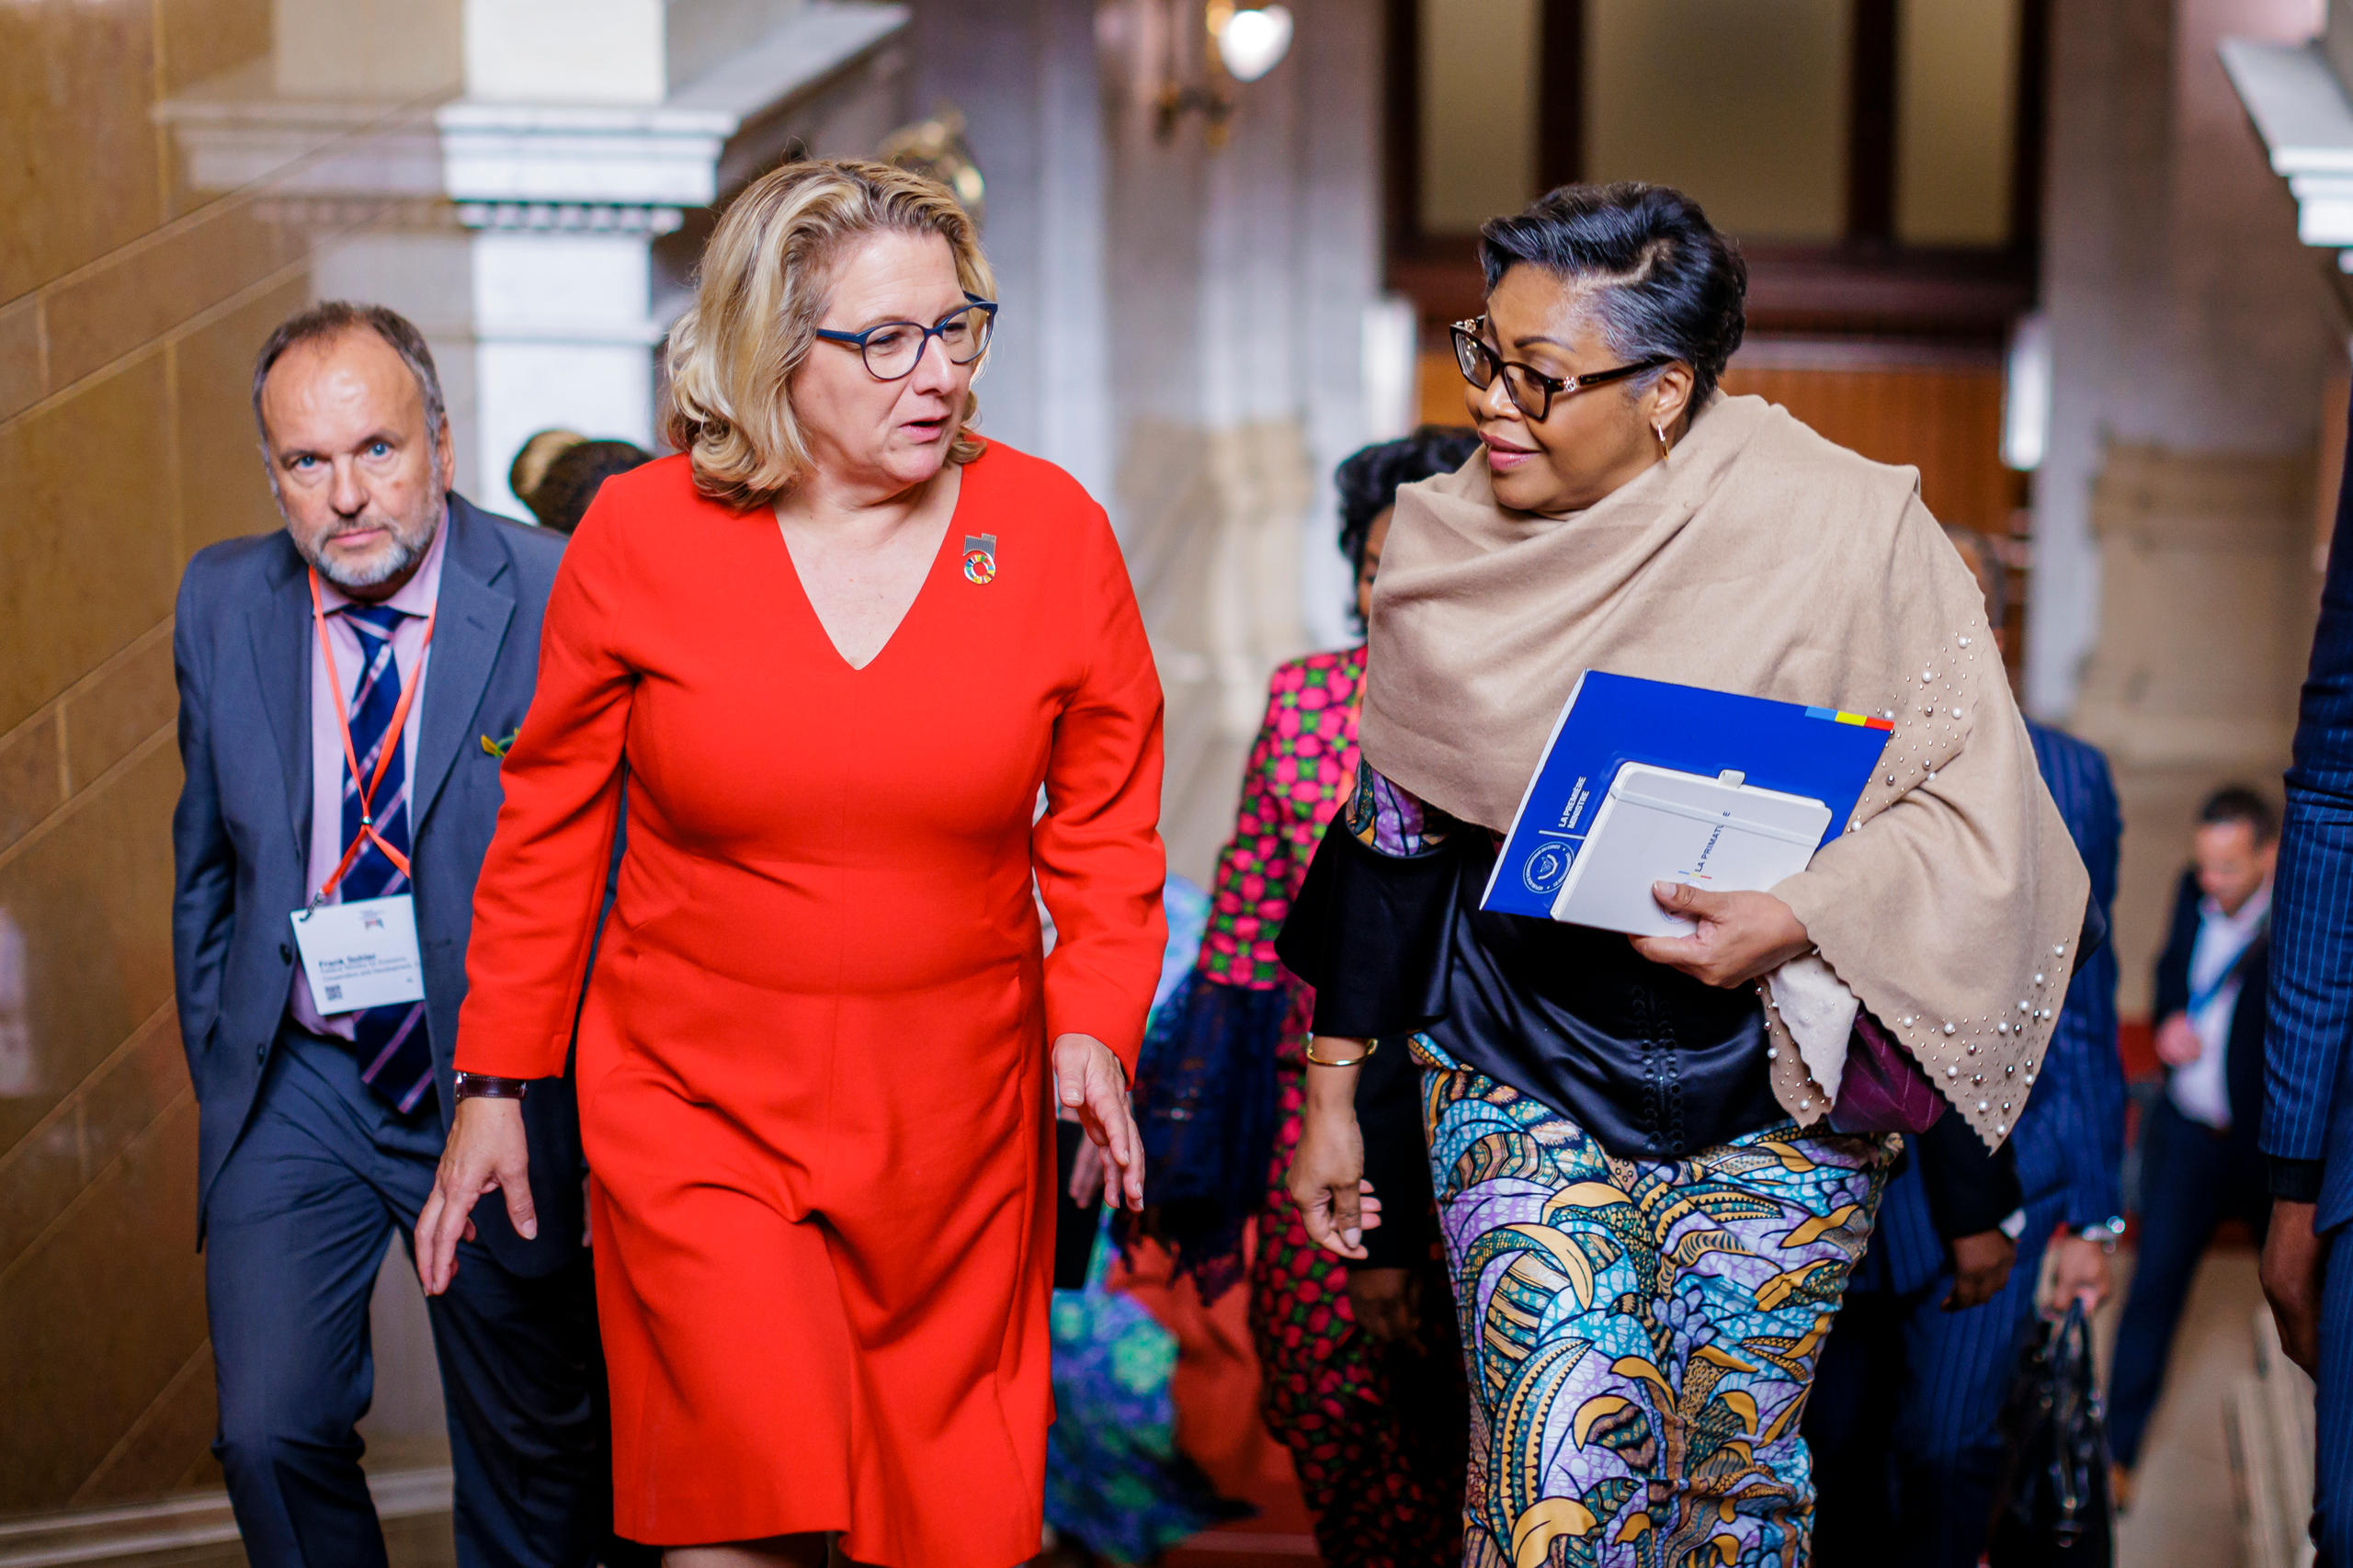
[1303,1038,1379,1068]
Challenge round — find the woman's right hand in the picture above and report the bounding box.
[416,1096,535,1295]
[1287,1047,1382,1259]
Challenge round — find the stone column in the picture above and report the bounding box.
[1087,0,1385,880]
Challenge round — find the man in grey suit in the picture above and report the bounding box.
[172,301,609,1567]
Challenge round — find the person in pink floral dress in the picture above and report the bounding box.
[1140,427,1479,1566]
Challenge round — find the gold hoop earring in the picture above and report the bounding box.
[1654,424,1672,460]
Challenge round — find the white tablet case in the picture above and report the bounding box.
[1551,762,1834,937]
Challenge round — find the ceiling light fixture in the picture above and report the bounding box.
[1156,1,1295,145]
[1211,2,1293,84]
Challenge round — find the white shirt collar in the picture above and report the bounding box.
[2199,878,2272,936]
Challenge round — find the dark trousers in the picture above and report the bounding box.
[2108,1096,2272,1468]
[204,1028,611,1568]
[1806,1193,2063,1568]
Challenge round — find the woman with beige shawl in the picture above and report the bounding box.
[1273,183,2090,1566]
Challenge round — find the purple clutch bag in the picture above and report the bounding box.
[1825,1011,1948,1135]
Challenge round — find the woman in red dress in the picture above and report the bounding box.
[416,160,1168,1568]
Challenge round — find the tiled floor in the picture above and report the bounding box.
[1163,1528,1321,1566]
[2110,1244,2264,1568]
[0,1494,454,1568]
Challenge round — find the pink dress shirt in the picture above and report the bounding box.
[289,518,448,1040]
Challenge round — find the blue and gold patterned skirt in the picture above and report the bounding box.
[1415,1037,1895,1568]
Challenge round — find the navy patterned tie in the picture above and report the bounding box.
[339,602,434,1113]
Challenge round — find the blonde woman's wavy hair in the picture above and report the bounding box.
[663,158,995,509]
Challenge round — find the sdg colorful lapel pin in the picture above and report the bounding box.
[963,533,997,585]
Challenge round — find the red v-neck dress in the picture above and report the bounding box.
[451,443,1168,1563]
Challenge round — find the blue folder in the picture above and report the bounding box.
[1481,670,1895,920]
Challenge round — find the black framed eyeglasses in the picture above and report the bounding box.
[1449,318,1669,421]
[814,295,998,381]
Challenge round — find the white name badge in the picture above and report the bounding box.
[290,894,426,1015]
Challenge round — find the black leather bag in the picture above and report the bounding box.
[1989,1301,2115,1566]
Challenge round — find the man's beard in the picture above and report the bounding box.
[297,502,441,592]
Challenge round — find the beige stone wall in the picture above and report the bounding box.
[0,0,433,1516]
[1093,0,1385,889]
[2071,443,2323,1017]
[2034,0,2341,1026]
[1120,417,1315,886]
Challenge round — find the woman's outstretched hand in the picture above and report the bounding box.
[1631,882,1813,988]
[415,1096,535,1295]
[1054,1033,1145,1212]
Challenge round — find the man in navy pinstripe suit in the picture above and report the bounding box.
[2261,404,2353,1562]
[1806,528,2126,1566]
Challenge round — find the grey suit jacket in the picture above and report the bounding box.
[170,493,584,1275]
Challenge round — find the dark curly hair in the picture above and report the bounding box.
[1335,426,1483,629]
[1478,181,1747,409]
[529,439,653,536]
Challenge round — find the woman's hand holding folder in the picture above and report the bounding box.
[1630,881,1813,988]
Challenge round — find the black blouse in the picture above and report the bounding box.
[1276,765,1784,1164]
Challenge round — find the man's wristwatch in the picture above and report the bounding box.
[2073,1218,2125,1254]
[451,1072,528,1102]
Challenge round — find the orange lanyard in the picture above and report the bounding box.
[307,568,437,904]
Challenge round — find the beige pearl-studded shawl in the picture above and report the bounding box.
[1358,393,2090,1149]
